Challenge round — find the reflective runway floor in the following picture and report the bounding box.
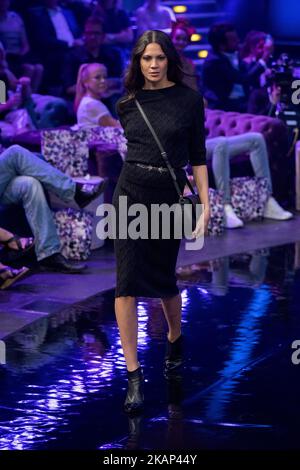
[0,243,300,450]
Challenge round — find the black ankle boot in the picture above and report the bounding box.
[124,367,144,415]
[164,335,183,378]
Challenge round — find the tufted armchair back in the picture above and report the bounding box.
[204,109,290,202]
[204,109,288,164]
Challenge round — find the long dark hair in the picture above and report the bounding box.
[121,30,184,106]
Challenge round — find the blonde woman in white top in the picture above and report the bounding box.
[75,62,121,128]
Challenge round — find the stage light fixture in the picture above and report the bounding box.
[173,5,187,13]
[191,34,202,42]
[198,50,208,58]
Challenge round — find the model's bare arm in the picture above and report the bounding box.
[192,164,210,236]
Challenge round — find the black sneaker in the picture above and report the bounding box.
[39,253,86,273]
[74,179,108,209]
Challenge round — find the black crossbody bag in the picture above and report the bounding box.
[135,99,201,232]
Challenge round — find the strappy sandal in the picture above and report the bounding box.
[1,235,34,253]
[0,266,29,290]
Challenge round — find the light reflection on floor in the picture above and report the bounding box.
[0,244,300,450]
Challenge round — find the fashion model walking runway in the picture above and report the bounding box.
[112,30,210,414]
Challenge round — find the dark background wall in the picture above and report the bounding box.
[223,0,300,42]
[268,0,300,42]
[223,0,269,37]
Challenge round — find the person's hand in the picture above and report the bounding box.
[192,207,210,238]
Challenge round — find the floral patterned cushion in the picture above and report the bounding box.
[230,177,270,221]
[41,126,127,177]
[53,208,93,260]
[86,126,127,160]
[208,188,224,235]
[41,128,89,177]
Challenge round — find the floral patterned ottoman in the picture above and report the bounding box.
[53,208,93,260]
[230,177,270,221]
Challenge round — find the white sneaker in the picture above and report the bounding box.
[224,204,244,229]
[263,197,293,220]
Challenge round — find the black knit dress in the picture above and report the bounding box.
[113,84,206,298]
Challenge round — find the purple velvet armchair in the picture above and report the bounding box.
[204,109,290,202]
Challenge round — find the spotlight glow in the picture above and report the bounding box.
[173,5,187,13]
[198,50,208,58]
[191,34,202,42]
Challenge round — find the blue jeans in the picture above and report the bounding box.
[0,145,76,261]
[206,132,273,203]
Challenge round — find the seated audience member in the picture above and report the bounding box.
[93,0,133,46]
[0,50,37,138]
[0,0,43,92]
[135,0,176,37]
[206,132,292,228]
[0,42,69,136]
[0,144,105,272]
[27,0,83,89]
[0,225,31,289]
[0,226,33,257]
[248,72,284,117]
[28,0,82,51]
[62,16,123,100]
[59,0,91,31]
[75,62,120,128]
[202,23,268,112]
[0,260,28,289]
[240,30,274,89]
[0,39,19,86]
[171,20,198,91]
